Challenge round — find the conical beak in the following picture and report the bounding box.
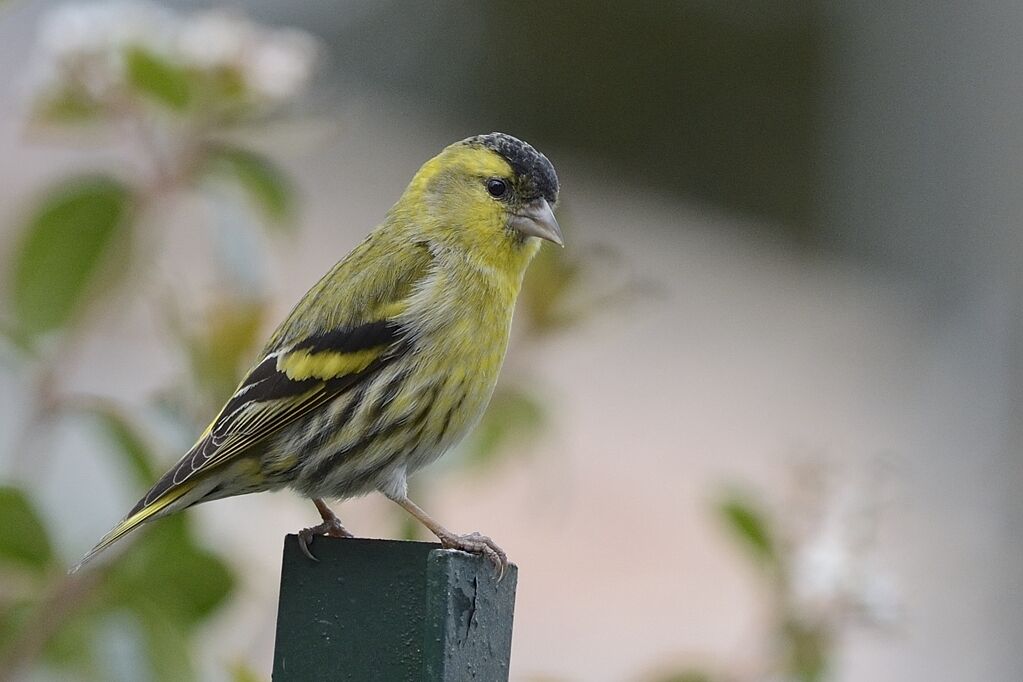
[509,198,563,246]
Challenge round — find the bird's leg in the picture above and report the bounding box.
[391,495,508,579]
[297,498,355,561]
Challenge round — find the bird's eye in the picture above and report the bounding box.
[486,178,508,198]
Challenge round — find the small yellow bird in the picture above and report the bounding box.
[74,133,561,575]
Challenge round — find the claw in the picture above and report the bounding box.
[296,515,354,562]
[440,531,509,581]
[297,531,320,561]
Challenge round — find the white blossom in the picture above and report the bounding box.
[791,530,850,616]
[35,1,176,99]
[39,2,177,59]
[787,464,900,628]
[177,10,253,69]
[30,2,318,108]
[242,29,318,100]
[852,570,900,626]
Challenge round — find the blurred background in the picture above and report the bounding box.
[0,1,1019,681]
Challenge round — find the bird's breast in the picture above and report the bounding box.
[399,265,521,457]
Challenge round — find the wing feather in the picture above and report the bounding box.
[135,321,406,513]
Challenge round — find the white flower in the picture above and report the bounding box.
[849,567,901,626]
[178,9,319,101]
[30,1,318,111]
[34,1,179,99]
[242,29,318,100]
[39,2,177,60]
[786,464,900,628]
[177,11,253,69]
[791,531,850,616]
[38,4,110,58]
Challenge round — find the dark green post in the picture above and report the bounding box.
[272,536,518,681]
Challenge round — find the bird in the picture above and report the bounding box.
[73,132,561,576]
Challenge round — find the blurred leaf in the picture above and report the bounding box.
[199,67,249,112]
[0,600,32,655]
[0,486,53,572]
[125,47,192,110]
[0,317,37,357]
[229,660,266,682]
[520,244,584,333]
[648,672,717,682]
[209,68,247,101]
[718,495,776,567]
[41,606,97,674]
[106,515,234,628]
[138,608,195,682]
[466,386,545,468]
[11,177,133,336]
[86,404,158,486]
[205,146,294,227]
[33,87,104,125]
[178,297,266,409]
[395,509,425,541]
[784,619,830,682]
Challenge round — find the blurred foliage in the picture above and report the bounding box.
[230,660,267,682]
[654,478,894,682]
[10,177,133,339]
[713,490,830,682]
[0,487,52,573]
[718,495,778,570]
[103,515,234,629]
[204,146,295,228]
[649,672,719,682]
[462,385,545,470]
[126,46,194,111]
[86,402,160,485]
[782,618,829,682]
[0,482,233,681]
[170,296,268,419]
[0,3,315,679]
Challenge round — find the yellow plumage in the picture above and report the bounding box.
[74,133,562,573]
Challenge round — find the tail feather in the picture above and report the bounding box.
[69,480,198,573]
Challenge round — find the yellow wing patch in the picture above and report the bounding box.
[277,347,383,381]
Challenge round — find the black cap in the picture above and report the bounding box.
[464,132,559,204]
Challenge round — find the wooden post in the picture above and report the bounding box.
[272,536,518,681]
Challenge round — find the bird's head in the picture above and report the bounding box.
[394,133,562,266]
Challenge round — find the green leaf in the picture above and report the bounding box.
[87,404,158,486]
[0,317,37,357]
[205,146,294,227]
[11,177,133,336]
[466,386,545,468]
[229,660,266,682]
[125,46,192,110]
[106,515,234,628]
[41,606,98,674]
[33,86,104,125]
[176,297,266,410]
[784,619,830,682]
[0,600,33,654]
[717,495,776,567]
[0,486,53,572]
[138,608,195,682]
